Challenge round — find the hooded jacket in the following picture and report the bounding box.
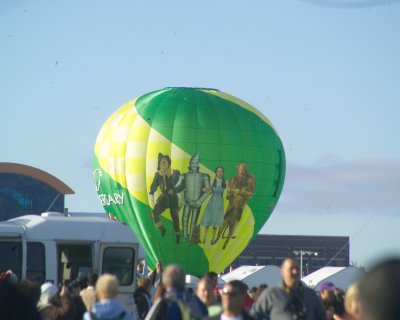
[83,299,133,320]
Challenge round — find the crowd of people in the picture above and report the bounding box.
[1,257,399,320]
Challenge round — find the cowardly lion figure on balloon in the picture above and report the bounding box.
[211,163,256,249]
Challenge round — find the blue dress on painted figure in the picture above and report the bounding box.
[200,166,226,244]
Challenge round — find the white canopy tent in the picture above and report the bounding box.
[221,265,282,288]
[302,266,366,291]
[185,274,225,289]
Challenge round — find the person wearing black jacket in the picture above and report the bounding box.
[149,261,163,290]
[135,278,152,320]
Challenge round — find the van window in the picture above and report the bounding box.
[57,244,92,285]
[102,247,135,286]
[27,242,45,283]
[0,241,45,283]
[0,241,22,280]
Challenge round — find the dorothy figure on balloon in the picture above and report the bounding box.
[200,166,226,244]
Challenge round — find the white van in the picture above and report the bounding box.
[0,212,139,314]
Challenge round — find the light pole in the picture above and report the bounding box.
[293,250,318,277]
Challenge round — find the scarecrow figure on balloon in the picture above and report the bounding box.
[148,153,182,244]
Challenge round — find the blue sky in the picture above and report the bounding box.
[1,0,399,269]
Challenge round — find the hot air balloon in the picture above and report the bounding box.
[93,87,285,275]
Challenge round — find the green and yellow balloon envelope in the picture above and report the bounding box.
[93,87,285,275]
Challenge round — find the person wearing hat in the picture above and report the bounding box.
[37,282,59,319]
[37,282,76,320]
[0,269,18,284]
[319,281,344,320]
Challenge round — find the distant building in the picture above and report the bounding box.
[0,162,74,220]
[232,234,349,276]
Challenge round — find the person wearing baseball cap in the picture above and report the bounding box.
[319,281,344,320]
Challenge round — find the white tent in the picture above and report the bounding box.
[185,274,225,289]
[221,265,282,288]
[302,266,365,291]
[185,275,200,289]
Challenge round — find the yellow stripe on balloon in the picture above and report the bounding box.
[103,100,136,127]
[201,206,254,272]
[201,89,280,137]
[109,142,127,158]
[94,99,138,189]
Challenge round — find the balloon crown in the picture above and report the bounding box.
[164,87,219,91]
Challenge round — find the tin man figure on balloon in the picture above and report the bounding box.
[175,152,211,242]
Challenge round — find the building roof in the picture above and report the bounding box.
[0,162,74,194]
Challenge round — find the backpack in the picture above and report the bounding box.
[173,299,192,320]
[88,310,126,320]
[146,294,205,320]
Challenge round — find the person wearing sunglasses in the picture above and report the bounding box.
[205,280,255,320]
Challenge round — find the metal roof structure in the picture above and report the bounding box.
[0,162,74,194]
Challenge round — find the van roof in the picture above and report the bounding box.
[0,214,138,243]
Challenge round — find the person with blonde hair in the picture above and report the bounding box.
[342,283,362,320]
[83,274,133,320]
[331,283,362,320]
